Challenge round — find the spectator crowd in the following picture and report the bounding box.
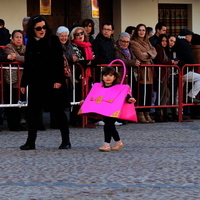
[1,17,200,133]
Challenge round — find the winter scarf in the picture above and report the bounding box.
[72,40,93,60]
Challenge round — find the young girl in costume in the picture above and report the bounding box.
[80,66,136,152]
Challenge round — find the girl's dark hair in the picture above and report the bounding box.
[101,66,119,86]
[156,34,168,46]
[82,18,95,35]
[157,34,169,56]
[131,23,148,42]
[168,35,176,39]
[26,15,52,39]
[11,30,23,38]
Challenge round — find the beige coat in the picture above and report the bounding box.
[4,43,25,62]
[4,43,26,87]
[130,38,157,84]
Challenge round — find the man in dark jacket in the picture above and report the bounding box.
[92,21,115,66]
[92,21,123,126]
[175,28,200,119]
[0,19,11,46]
[175,28,196,67]
[149,22,167,47]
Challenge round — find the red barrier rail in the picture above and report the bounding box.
[0,62,27,107]
[2,61,200,127]
[179,64,200,121]
[97,63,184,122]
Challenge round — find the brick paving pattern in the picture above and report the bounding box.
[0,114,200,199]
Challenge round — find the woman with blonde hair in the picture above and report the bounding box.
[70,26,94,126]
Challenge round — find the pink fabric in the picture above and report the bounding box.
[73,40,94,60]
[78,83,137,122]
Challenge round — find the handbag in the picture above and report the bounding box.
[78,59,137,122]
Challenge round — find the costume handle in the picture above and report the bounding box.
[108,59,126,84]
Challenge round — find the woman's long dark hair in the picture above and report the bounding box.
[156,34,170,57]
[82,18,95,35]
[26,15,52,39]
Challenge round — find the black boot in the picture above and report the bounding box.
[20,144,35,150]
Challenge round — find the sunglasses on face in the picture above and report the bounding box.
[34,26,47,31]
[74,31,84,37]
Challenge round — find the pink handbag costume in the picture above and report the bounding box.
[78,59,137,122]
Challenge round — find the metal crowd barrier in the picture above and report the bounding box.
[69,63,89,127]
[0,62,88,127]
[179,64,200,120]
[136,64,182,121]
[96,63,200,123]
[2,61,200,127]
[0,62,27,107]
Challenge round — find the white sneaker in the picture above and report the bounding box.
[115,121,123,126]
[95,120,105,126]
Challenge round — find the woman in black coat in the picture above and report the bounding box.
[20,15,71,150]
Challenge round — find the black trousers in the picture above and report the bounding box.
[25,105,70,146]
[103,116,120,143]
[4,86,21,129]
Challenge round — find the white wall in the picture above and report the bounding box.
[1,0,200,38]
[120,0,158,33]
[113,0,200,36]
[0,0,27,34]
[113,0,121,39]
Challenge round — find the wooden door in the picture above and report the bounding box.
[27,0,81,34]
[98,0,113,29]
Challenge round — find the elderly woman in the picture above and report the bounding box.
[4,30,25,62]
[130,24,157,123]
[115,32,140,96]
[49,26,77,129]
[70,26,94,66]
[69,26,94,126]
[56,26,78,64]
[4,30,26,131]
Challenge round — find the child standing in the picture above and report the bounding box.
[80,66,136,152]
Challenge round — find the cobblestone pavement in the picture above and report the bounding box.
[0,114,200,200]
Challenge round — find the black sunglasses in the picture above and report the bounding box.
[34,26,47,31]
[74,31,84,37]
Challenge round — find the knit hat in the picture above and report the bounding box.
[180,28,194,36]
[56,26,69,36]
